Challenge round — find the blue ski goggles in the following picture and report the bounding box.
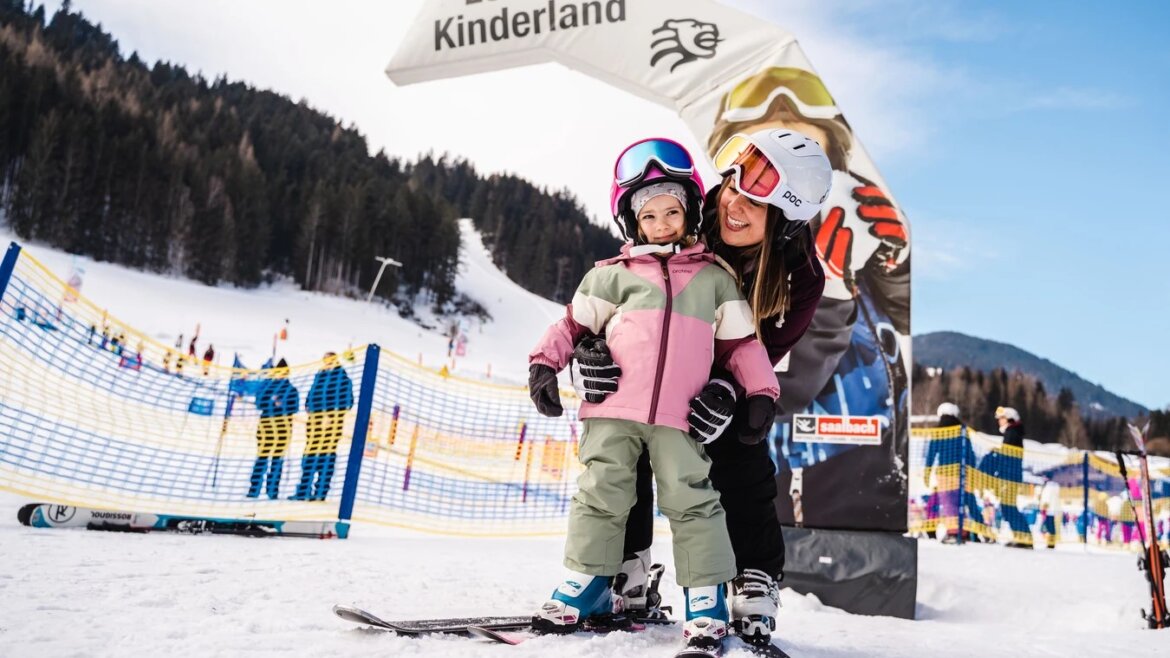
[613,138,696,187]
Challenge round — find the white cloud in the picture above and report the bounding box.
[1013,86,1131,112]
[906,213,1000,282]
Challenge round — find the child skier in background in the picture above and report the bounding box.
[527,138,780,655]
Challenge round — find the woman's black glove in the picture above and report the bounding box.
[736,395,779,445]
[528,364,564,417]
[687,380,736,445]
[570,336,621,403]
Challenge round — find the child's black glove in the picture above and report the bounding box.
[528,364,564,417]
[687,380,736,445]
[736,395,779,445]
[570,336,621,403]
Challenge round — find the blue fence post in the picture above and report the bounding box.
[957,426,968,545]
[0,242,21,301]
[338,344,380,525]
[1081,451,1090,544]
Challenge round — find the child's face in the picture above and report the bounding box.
[637,195,687,244]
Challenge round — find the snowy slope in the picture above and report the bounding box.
[0,218,563,384]
[0,226,1166,657]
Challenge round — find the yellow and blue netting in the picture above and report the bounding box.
[0,242,583,536]
[911,425,1170,550]
[5,238,1167,544]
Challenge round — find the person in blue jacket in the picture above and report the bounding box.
[923,402,984,542]
[247,359,299,499]
[292,352,354,501]
[990,406,1032,547]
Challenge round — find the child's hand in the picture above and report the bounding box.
[528,364,564,417]
[687,380,736,444]
[736,395,779,445]
[570,337,621,403]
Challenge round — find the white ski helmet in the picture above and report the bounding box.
[937,402,960,418]
[994,406,1020,422]
[712,127,834,222]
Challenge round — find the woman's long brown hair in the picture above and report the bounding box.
[709,178,808,339]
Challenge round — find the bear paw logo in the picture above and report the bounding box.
[650,18,721,72]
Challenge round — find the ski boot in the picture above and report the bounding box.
[729,568,780,648]
[532,571,616,635]
[677,584,729,657]
[613,550,672,622]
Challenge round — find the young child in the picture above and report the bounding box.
[527,138,780,653]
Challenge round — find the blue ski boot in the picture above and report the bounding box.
[532,571,615,634]
[677,584,729,656]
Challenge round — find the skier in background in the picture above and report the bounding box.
[172,333,184,375]
[293,352,354,501]
[991,406,1032,547]
[202,344,215,376]
[247,359,298,500]
[922,402,983,542]
[1039,479,1061,549]
[1101,492,1121,543]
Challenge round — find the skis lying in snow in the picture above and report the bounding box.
[332,604,532,635]
[1120,424,1170,630]
[335,561,677,637]
[466,626,532,644]
[18,503,347,539]
[335,605,791,656]
[334,603,668,636]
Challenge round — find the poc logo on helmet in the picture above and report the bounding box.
[782,191,802,207]
[650,18,722,72]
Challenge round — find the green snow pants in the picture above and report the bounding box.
[563,418,736,587]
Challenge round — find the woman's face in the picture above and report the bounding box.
[717,182,768,247]
[637,195,687,244]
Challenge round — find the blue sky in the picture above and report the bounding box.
[745,0,1170,409]
[36,0,1170,409]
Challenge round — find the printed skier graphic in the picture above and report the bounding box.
[707,65,911,532]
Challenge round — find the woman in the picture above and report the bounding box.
[571,128,830,647]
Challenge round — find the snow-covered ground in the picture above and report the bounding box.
[0,227,1166,656]
[0,489,1163,658]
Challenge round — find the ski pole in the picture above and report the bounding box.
[1116,451,1150,557]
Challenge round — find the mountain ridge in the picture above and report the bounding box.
[913,330,1147,419]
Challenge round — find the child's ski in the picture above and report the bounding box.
[332,604,531,635]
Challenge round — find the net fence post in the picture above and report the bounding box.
[957,426,968,545]
[1081,451,1090,544]
[0,242,21,301]
[338,344,380,523]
